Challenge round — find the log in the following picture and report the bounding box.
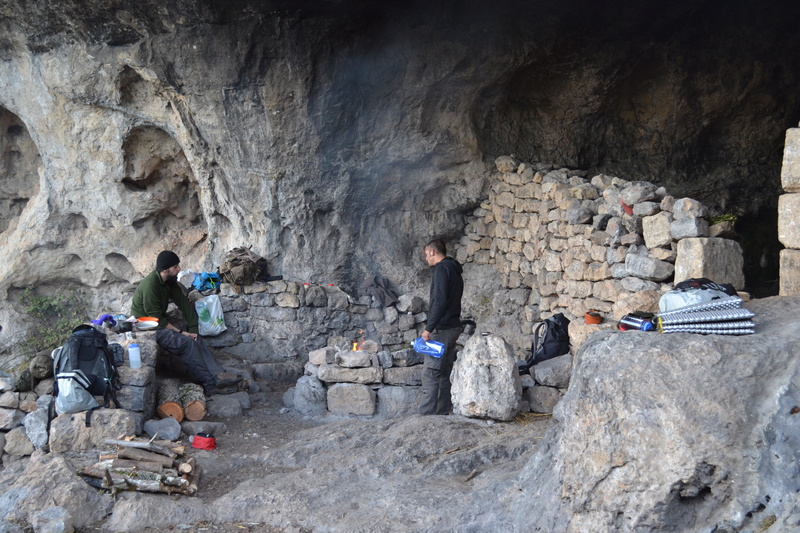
[177,457,196,475]
[179,383,206,421]
[157,379,185,422]
[111,458,164,473]
[117,448,174,468]
[153,440,186,455]
[78,466,196,496]
[104,439,177,458]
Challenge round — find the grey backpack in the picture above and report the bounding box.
[51,325,120,416]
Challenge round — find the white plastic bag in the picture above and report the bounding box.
[195,295,227,336]
[177,269,197,290]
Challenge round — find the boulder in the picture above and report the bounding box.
[143,417,182,441]
[4,427,34,456]
[49,409,136,453]
[532,354,573,388]
[0,408,24,430]
[511,296,800,532]
[326,383,376,416]
[34,378,54,396]
[451,334,521,421]
[376,386,422,418]
[0,392,19,409]
[206,396,243,418]
[23,408,49,450]
[0,452,111,528]
[524,385,563,414]
[180,421,226,437]
[674,237,745,289]
[31,507,74,533]
[293,375,327,416]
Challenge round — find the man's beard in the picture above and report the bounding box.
[166,274,179,284]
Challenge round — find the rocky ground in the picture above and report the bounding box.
[0,380,555,533]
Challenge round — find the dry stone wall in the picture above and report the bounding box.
[451,155,745,355]
[780,128,800,295]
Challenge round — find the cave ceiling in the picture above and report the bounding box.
[0,0,799,294]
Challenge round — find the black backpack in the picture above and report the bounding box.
[52,324,120,417]
[518,313,571,375]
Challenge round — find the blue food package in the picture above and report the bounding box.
[413,337,445,358]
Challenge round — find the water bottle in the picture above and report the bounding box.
[128,343,142,369]
[618,315,654,331]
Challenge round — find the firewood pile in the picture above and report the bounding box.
[77,437,200,496]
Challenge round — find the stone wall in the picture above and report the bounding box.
[451,155,745,354]
[780,128,800,296]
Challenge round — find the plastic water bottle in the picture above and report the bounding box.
[128,343,142,369]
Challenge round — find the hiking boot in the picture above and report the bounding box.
[204,382,239,396]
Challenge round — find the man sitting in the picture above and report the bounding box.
[131,250,240,395]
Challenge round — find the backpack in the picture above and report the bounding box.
[518,313,571,375]
[52,324,120,417]
[192,271,222,292]
[219,246,268,287]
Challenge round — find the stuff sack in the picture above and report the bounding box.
[52,324,119,415]
[659,278,737,313]
[195,294,227,336]
[219,246,268,287]
[192,272,221,292]
[518,313,571,374]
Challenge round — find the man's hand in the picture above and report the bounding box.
[182,331,198,340]
[421,330,431,341]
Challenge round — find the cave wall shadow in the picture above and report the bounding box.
[472,0,800,296]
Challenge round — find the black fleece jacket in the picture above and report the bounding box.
[426,256,464,331]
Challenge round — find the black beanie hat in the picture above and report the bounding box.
[156,250,180,272]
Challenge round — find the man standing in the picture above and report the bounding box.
[131,250,240,395]
[419,238,464,415]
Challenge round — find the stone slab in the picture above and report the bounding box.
[674,238,745,290]
[326,383,376,416]
[778,193,800,248]
[780,249,800,296]
[781,128,800,192]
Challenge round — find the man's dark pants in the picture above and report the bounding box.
[156,329,224,387]
[419,327,462,415]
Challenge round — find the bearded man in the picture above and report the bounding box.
[130,250,240,394]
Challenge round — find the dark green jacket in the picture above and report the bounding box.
[130,270,199,333]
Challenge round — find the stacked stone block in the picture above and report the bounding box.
[210,281,429,378]
[454,155,745,333]
[780,128,800,295]
[297,343,423,418]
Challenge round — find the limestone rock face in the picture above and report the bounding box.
[451,334,521,421]
[1,0,799,361]
[0,452,112,528]
[511,296,800,532]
